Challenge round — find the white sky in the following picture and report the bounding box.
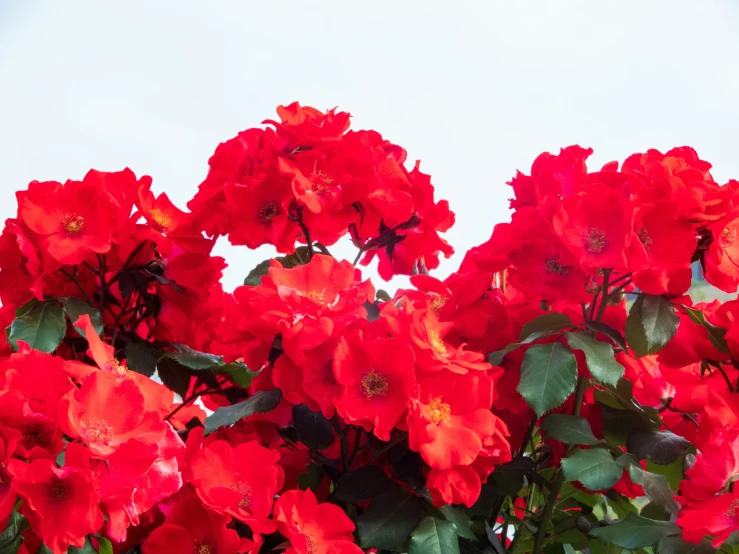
[1,1,739,292]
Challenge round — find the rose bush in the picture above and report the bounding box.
[0,102,738,553]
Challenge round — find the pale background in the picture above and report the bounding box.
[1,1,739,293]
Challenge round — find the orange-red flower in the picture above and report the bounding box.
[334,333,417,441]
[189,439,284,534]
[274,489,362,554]
[8,448,103,554]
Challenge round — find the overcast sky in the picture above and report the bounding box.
[1,1,739,292]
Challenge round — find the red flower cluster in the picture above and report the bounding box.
[188,102,454,280]
[3,104,739,553]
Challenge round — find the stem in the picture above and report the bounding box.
[164,386,219,421]
[97,254,108,317]
[594,269,612,324]
[352,247,364,266]
[332,416,349,473]
[532,377,588,554]
[297,219,315,259]
[59,267,93,305]
[519,414,538,457]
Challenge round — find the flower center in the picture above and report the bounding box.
[313,170,335,193]
[428,294,448,313]
[104,358,135,380]
[83,416,113,444]
[722,227,736,247]
[62,214,85,236]
[544,257,569,275]
[583,228,607,254]
[229,482,252,509]
[49,480,69,502]
[259,202,279,223]
[22,422,47,448]
[637,227,652,249]
[427,398,451,425]
[361,370,389,399]
[195,541,213,554]
[150,208,172,230]
[428,330,447,355]
[303,290,325,303]
[305,534,317,553]
[728,498,739,517]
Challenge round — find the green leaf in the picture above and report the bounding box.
[8,299,66,353]
[97,537,114,554]
[439,505,476,541]
[0,511,28,553]
[586,321,629,353]
[357,486,425,550]
[215,361,257,388]
[626,294,680,357]
[519,313,574,341]
[541,413,599,445]
[588,539,623,554]
[589,513,680,549]
[243,259,271,286]
[292,404,334,451]
[680,304,730,355]
[60,297,104,336]
[335,465,394,503]
[124,342,161,377]
[409,517,460,554]
[628,465,680,516]
[657,537,717,554]
[647,457,685,490]
[204,389,282,435]
[156,357,194,399]
[561,448,623,490]
[298,463,323,492]
[626,430,692,465]
[517,342,578,416]
[67,537,98,553]
[566,331,625,386]
[162,344,224,369]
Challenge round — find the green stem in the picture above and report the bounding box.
[532,377,588,554]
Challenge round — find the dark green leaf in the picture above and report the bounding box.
[292,404,334,451]
[335,465,394,503]
[517,342,578,416]
[278,246,312,268]
[8,299,65,353]
[466,480,499,518]
[628,465,680,516]
[68,537,97,553]
[561,448,622,490]
[298,463,323,492]
[519,313,573,341]
[589,513,680,548]
[124,342,160,377]
[243,259,271,286]
[626,430,692,465]
[566,331,625,386]
[586,321,628,353]
[657,537,717,554]
[541,413,599,445]
[376,289,392,302]
[409,517,460,554]
[491,457,535,497]
[156,357,193,399]
[439,505,476,541]
[215,361,257,388]
[626,294,680,357]
[60,297,103,336]
[681,304,730,355]
[357,486,425,550]
[588,539,624,554]
[0,511,28,552]
[163,344,224,369]
[204,389,282,435]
